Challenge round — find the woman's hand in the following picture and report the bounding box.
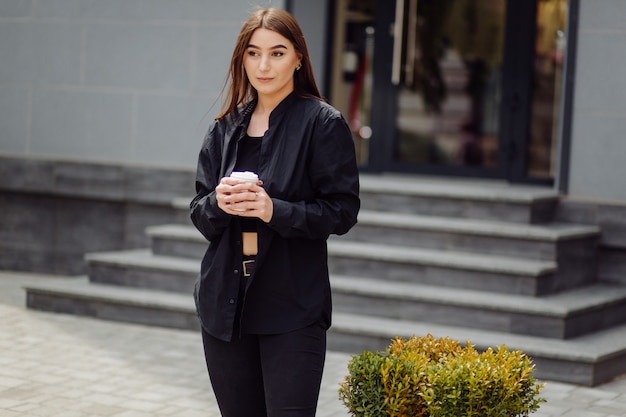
[215,177,273,223]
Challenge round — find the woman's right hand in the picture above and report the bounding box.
[216,177,245,212]
[216,177,272,222]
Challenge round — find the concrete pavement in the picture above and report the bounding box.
[1,271,625,417]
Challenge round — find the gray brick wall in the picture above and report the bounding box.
[0,0,286,168]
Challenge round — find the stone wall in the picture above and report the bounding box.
[0,155,194,275]
[556,197,626,286]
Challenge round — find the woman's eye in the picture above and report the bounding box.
[247,50,259,57]
[272,51,284,57]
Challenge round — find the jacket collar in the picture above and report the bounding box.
[268,91,298,124]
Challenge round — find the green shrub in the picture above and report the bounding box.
[338,334,545,417]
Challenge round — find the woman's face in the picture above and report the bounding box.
[244,28,301,103]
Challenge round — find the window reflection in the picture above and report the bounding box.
[395,0,506,169]
[329,0,375,166]
[529,0,567,179]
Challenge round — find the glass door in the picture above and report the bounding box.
[330,0,570,183]
[370,0,508,177]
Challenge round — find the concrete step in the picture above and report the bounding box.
[146,224,206,260]
[358,174,560,223]
[328,312,626,387]
[85,249,198,294]
[351,210,600,261]
[25,277,199,331]
[331,275,626,339]
[165,197,192,225]
[23,277,626,386]
[172,197,191,211]
[327,240,560,296]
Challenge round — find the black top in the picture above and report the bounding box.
[234,134,262,232]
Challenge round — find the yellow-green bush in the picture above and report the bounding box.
[339,334,545,417]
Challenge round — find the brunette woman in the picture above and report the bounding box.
[190,7,360,417]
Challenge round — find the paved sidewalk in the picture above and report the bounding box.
[1,271,626,417]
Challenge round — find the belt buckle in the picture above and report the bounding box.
[243,259,255,277]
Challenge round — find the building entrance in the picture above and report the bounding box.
[328,0,569,184]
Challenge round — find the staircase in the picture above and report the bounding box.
[25,174,626,386]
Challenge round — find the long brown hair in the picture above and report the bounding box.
[216,8,323,119]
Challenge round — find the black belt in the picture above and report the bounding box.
[243,258,256,277]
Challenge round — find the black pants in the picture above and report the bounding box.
[201,322,327,417]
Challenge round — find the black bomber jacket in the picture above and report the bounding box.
[190,92,360,342]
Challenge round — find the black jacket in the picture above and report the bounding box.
[190,92,360,341]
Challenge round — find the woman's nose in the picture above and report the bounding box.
[259,55,270,71]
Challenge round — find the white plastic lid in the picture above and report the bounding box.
[230,171,259,182]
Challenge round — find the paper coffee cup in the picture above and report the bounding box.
[229,171,259,211]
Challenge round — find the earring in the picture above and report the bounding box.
[296,63,302,71]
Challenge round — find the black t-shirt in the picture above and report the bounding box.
[234,134,261,232]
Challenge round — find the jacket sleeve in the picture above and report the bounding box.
[189,122,231,241]
[268,110,360,239]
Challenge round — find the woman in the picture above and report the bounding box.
[189,7,360,417]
